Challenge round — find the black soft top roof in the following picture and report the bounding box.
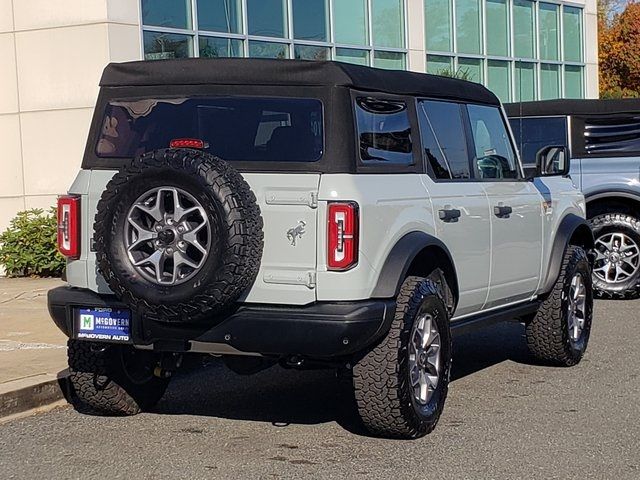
[504,98,640,117]
[100,58,499,105]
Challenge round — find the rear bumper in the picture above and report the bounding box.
[47,286,395,358]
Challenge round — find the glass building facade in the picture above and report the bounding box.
[140,0,586,101]
[425,0,584,101]
[141,0,408,70]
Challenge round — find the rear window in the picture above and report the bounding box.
[95,97,324,162]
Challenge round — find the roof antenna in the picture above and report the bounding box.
[518,60,524,160]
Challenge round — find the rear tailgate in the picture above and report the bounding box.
[239,173,320,305]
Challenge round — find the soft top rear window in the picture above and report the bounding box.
[96,96,324,162]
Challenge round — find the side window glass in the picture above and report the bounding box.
[467,104,519,179]
[418,100,470,180]
[355,97,414,165]
[508,116,567,167]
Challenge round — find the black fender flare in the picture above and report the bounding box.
[541,213,594,294]
[371,231,459,302]
[584,188,640,204]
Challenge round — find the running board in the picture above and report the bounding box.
[450,301,540,337]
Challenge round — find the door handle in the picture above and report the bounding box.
[493,204,513,218]
[438,207,461,223]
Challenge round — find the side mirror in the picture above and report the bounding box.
[535,145,569,177]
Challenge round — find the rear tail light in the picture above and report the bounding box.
[57,195,81,259]
[327,202,359,271]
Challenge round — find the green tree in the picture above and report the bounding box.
[433,67,474,82]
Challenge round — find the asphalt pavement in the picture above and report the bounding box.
[0,298,638,479]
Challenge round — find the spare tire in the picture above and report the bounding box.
[94,148,263,323]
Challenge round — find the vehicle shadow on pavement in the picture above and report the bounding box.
[153,321,538,431]
[450,321,535,381]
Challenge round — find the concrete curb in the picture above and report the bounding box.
[0,371,69,419]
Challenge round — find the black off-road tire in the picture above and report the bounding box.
[589,212,640,299]
[526,246,593,367]
[67,340,170,416]
[94,148,264,323]
[351,276,452,439]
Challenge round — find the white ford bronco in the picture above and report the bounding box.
[49,58,594,439]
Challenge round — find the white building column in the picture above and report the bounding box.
[583,0,599,98]
[0,0,143,232]
[406,0,426,73]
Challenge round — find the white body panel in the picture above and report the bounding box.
[66,169,320,305]
[421,177,491,317]
[482,181,543,309]
[65,167,585,315]
[316,174,434,301]
[237,173,320,304]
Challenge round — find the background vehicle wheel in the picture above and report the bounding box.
[351,276,452,439]
[526,245,593,367]
[589,213,640,299]
[67,340,170,416]
[94,148,264,323]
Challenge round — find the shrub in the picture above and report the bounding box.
[0,207,65,277]
[433,67,475,82]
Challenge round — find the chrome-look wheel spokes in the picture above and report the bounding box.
[593,232,640,284]
[567,273,587,343]
[408,313,441,405]
[125,187,211,285]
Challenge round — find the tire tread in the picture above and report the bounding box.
[526,246,592,366]
[67,340,168,416]
[352,276,451,438]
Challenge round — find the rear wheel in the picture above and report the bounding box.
[351,276,452,438]
[590,212,640,299]
[67,340,170,415]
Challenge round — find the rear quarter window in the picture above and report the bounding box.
[355,97,414,166]
[95,97,324,162]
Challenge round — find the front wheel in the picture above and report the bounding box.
[67,340,171,415]
[351,276,452,439]
[526,245,593,366]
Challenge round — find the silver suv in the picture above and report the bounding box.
[49,59,594,439]
[507,99,640,299]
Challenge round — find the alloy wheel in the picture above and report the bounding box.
[567,272,587,344]
[593,232,640,284]
[124,187,211,285]
[408,312,442,406]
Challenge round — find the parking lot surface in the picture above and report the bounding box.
[0,299,638,479]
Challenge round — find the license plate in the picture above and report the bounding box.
[76,308,131,343]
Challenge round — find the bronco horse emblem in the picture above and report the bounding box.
[286,221,306,246]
